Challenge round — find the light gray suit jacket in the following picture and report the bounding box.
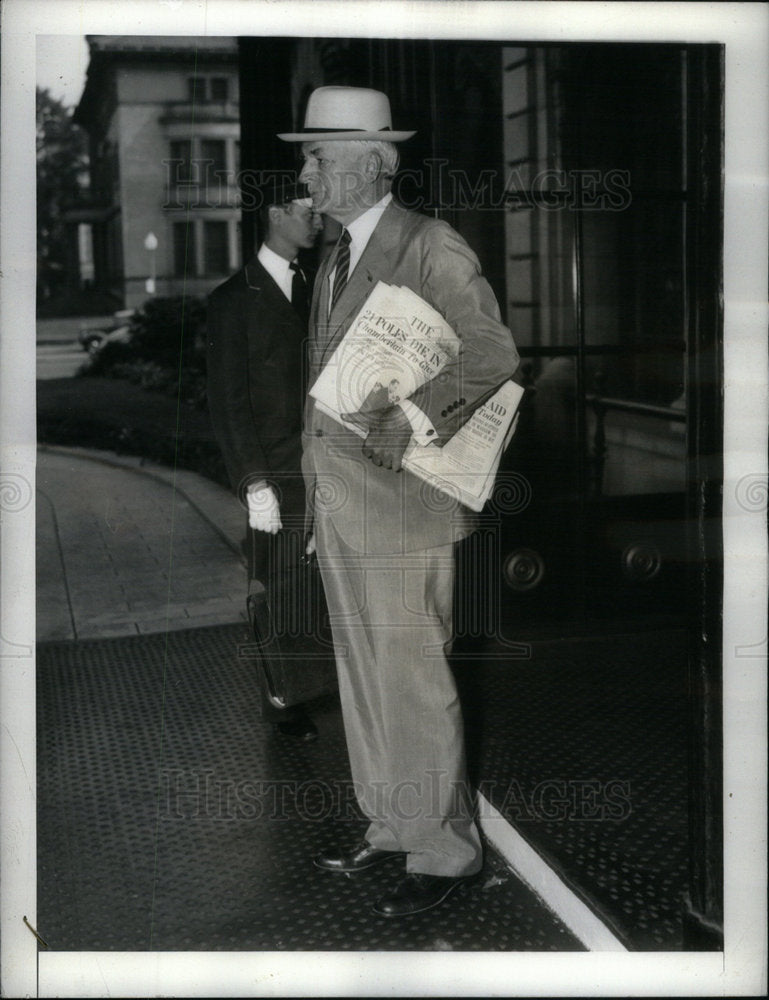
[303,200,519,554]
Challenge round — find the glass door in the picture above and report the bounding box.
[488,43,695,630]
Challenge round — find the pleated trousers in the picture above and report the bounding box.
[315,512,483,878]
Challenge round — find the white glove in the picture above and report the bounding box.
[247,484,282,534]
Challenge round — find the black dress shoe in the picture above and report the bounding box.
[372,872,473,917]
[275,714,318,741]
[314,839,404,873]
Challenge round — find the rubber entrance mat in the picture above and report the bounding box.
[454,628,691,950]
[37,623,580,952]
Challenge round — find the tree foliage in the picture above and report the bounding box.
[36,87,89,300]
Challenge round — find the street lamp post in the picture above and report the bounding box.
[144,232,158,295]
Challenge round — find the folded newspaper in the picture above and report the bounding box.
[401,379,524,511]
[309,281,523,511]
[310,281,461,432]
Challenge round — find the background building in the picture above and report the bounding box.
[73,35,241,308]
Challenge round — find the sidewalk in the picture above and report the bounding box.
[37,444,248,641]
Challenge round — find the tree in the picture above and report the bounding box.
[36,87,89,302]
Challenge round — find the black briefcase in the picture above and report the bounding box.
[246,536,337,709]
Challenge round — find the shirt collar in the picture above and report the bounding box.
[344,192,393,264]
[257,243,294,285]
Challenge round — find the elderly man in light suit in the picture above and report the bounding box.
[279,87,519,917]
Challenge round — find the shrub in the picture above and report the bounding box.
[128,295,207,371]
[81,338,141,376]
[78,295,209,406]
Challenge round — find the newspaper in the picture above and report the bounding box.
[309,281,460,433]
[309,281,522,511]
[401,380,524,512]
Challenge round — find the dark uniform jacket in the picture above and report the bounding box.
[207,255,310,580]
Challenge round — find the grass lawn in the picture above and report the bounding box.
[37,376,229,488]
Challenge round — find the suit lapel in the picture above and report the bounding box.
[331,237,386,325]
[244,255,271,294]
[246,256,307,336]
[318,208,401,366]
[312,253,332,339]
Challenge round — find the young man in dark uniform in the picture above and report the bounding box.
[207,179,322,739]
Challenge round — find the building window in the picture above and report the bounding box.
[203,220,229,275]
[210,77,229,101]
[186,76,229,103]
[173,221,196,277]
[187,76,203,102]
[169,140,193,184]
[200,139,227,190]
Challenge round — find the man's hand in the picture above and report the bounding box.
[361,405,413,472]
[246,483,282,534]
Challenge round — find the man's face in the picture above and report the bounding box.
[280,200,322,250]
[299,141,369,222]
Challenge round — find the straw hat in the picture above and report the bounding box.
[278,86,416,142]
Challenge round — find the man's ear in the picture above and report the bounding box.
[268,204,284,228]
[364,151,383,182]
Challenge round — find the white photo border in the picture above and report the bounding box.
[2,1,766,996]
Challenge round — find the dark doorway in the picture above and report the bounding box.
[237,36,723,948]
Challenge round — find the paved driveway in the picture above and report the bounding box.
[37,447,247,641]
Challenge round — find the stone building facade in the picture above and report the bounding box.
[73,35,240,308]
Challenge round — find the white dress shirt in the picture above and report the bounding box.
[258,242,297,303]
[328,191,393,289]
[328,192,436,445]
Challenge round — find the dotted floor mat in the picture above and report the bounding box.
[37,623,580,952]
[455,628,692,949]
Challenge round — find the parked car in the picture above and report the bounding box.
[78,310,135,355]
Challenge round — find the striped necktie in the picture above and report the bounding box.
[330,228,352,315]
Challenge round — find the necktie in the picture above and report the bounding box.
[289,260,308,325]
[330,228,352,315]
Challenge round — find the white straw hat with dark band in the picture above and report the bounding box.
[278,86,416,142]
